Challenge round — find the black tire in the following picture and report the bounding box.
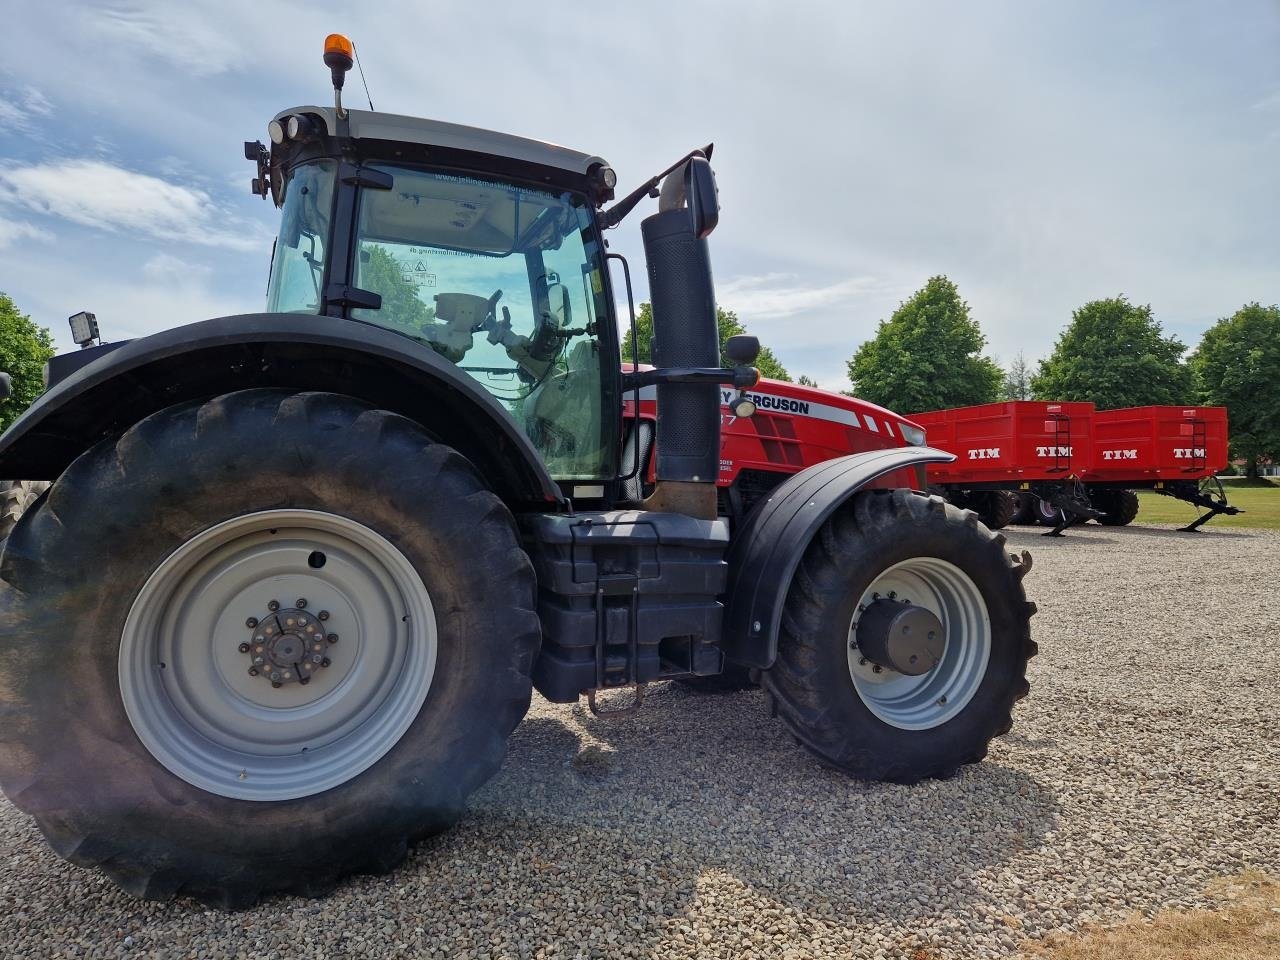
[0,480,49,542]
[1034,496,1076,526]
[966,490,1019,531]
[1008,493,1037,525]
[0,390,539,906]
[1093,489,1139,526]
[762,489,1036,783]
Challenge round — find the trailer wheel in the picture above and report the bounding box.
[1008,492,1037,525]
[967,491,1019,530]
[0,480,50,542]
[1034,496,1078,526]
[1094,489,1139,526]
[762,489,1035,783]
[0,390,539,906]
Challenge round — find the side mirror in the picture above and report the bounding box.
[0,372,10,400]
[724,334,759,366]
[685,156,719,239]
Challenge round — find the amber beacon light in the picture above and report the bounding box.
[323,33,355,116]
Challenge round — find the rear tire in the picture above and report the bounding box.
[0,480,49,542]
[762,490,1036,783]
[0,390,539,906]
[1093,489,1139,526]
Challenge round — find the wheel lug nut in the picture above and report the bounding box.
[271,681,283,689]
[270,672,281,682]
[248,667,259,677]
[859,657,867,666]
[872,664,883,674]
[318,610,329,621]
[267,600,280,612]
[299,676,310,685]
[253,655,265,664]
[321,657,331,668]
[238,642,251,653]
[312,654,323,663]
[327,633,338,644]
[296,598,307,609]
[245,617,258,629]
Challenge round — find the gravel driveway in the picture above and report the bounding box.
[1,523,1276,959]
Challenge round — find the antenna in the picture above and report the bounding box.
[352,42,375,111]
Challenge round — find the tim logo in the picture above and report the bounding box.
[967,447,1001,460]
[1036,446,1072,457]
[1173,447,1206,459]
[1102,449,1138,460]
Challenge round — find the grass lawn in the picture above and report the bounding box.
[1133,478,1280,531]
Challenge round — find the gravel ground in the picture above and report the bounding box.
[1,522,1277,959]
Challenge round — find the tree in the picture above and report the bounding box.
[797,374,819,387]
[1001,351,1032,400]
[845,275,1002,413]
[0,292,55,433]
[1030,296,1192,408]
[1190,302,1280,478]
[621,303,791,381]
[359,245,435,329]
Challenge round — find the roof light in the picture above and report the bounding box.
[267,119,287,145]
[68,311,100,348]
[324,33,355,64]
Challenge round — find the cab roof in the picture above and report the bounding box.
[273,106,608,178]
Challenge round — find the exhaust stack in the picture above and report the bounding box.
[640,160,721,521]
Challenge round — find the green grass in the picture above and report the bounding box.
[1133,478,1280,530]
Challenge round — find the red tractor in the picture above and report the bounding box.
[0,37,1036,905]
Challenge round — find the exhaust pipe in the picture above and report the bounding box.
[640,159,721,521]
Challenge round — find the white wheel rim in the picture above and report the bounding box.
[847,557,991,730]
[119,509,437,801]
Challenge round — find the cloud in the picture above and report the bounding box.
[0,86,54,130]
[717,273,885,321]
[0,216,54,248]
[88,3,238,77]
[141,252,212,284]
[0,159,266,251]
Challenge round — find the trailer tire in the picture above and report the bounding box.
[1094,489,1139,526]
[968,491,1019,530]
[762,489,1035,783]
[0,390,539,907]
[0,480,49,543]
[1008,493,1037,525]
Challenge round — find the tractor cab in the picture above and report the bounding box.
[251,103,621,481]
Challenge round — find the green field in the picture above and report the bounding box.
[1133,479,1280,531]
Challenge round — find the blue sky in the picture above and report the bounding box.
[2,1,1277,389]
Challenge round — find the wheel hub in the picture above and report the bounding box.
[856,598,945,676]
[244,601,334,686]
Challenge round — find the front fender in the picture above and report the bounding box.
[721,446,955,668]
[0,313,561,507]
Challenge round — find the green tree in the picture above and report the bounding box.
[1190,302,1280,478]
[621,303,791,381]
[0,292,55,433]
[846,275,1001,413]
[359,245,435,329]
[1001,351,1032,400]
[1030,296,1192,407]
[797,374,819,387]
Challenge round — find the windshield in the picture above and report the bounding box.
[267,161,613,481]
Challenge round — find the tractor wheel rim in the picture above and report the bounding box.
[847,557,991,730]
[119,509,437,801]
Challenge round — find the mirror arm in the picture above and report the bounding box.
[600,143,714,229]
[622,365,759,392]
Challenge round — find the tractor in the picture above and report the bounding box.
[0,36,1036,906]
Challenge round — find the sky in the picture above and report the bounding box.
[1,0,1277,390]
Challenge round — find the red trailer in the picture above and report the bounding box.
[1082,405,1239,531]
[911,401,1099,534]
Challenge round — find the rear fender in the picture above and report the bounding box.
[0,313,561,508]
[721,446,955,668]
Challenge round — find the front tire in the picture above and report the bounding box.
[762,490,1035,783]
[0,390,539,906]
